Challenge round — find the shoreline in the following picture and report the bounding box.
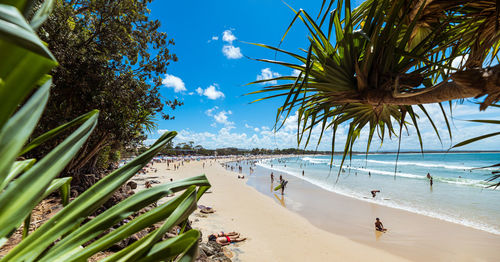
[137,155,500,261]
[252,158,500,235]
[234,156,500,261]
[136,157,407,261]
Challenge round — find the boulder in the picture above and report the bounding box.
[127,181,138,189]
[209,253,231,262]
[199,241,222,257]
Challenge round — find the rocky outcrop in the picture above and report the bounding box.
[196,241,231,262]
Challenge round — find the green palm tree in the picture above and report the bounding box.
[250,0,499,174]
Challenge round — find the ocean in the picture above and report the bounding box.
[236,152,500,235]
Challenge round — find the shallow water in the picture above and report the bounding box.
[232,153,500,235]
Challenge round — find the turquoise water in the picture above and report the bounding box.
[255,153,500,235]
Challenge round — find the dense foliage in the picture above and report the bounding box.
[0,1,209,260]
[27,0,181,175]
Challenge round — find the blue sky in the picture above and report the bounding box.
[145,0,500,151]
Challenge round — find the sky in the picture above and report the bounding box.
[144,0,500,152]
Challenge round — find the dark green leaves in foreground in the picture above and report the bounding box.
[0,1,211,261]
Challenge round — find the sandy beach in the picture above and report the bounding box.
[135,157,500,261]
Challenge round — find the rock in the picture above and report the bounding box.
[199,241,222,257]
[209,253,231,262]
[195,248,208,262]
[128,229,148,245]
[127,181,138,189]
[70,189,79,198]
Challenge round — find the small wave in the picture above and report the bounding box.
[301,157,330,164]
[255,160,500,235]
[366,159,475,170]
[434,177,492,188]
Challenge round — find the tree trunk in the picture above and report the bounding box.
[71,134,110,172]
[362,65,500,107]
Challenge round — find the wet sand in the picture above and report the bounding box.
[247,168,500,261]
[137,158,406,261]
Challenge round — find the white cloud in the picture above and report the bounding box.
[205,106,219,116]
[214,110,234,126]
[292,69,301,77]
[220,29,243,59]
[222,45,243,59]
[208,36,219,43]
[199,84,225,100]
[154,103,500,152]
[158,129,169,135]
[222,30,236,44]
[205,107,234,128]
[257,68,281,84]
[162,74,186,93]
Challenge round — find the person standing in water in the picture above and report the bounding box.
[270,172,274,183]
[302,170,304,176]
[427,172,433,187]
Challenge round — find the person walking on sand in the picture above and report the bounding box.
[375,218,387,232]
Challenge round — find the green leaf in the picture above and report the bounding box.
[452,132,500,148]
[19,110,99,156]
[0,80,50,191]
[0,109,98,239]
[136,230,200,262]
[42,178,209,261]
[2,131,175,261]
[100,186,199,261]
[29,0,55,30]
[0,4,55,60]
[0,159,35,191]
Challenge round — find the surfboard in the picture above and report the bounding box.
[274,181,288,191]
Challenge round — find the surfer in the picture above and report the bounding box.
[279,175,283,182]
[371,190,380,198]
[280,180,288,195]
[375,218,387,232]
